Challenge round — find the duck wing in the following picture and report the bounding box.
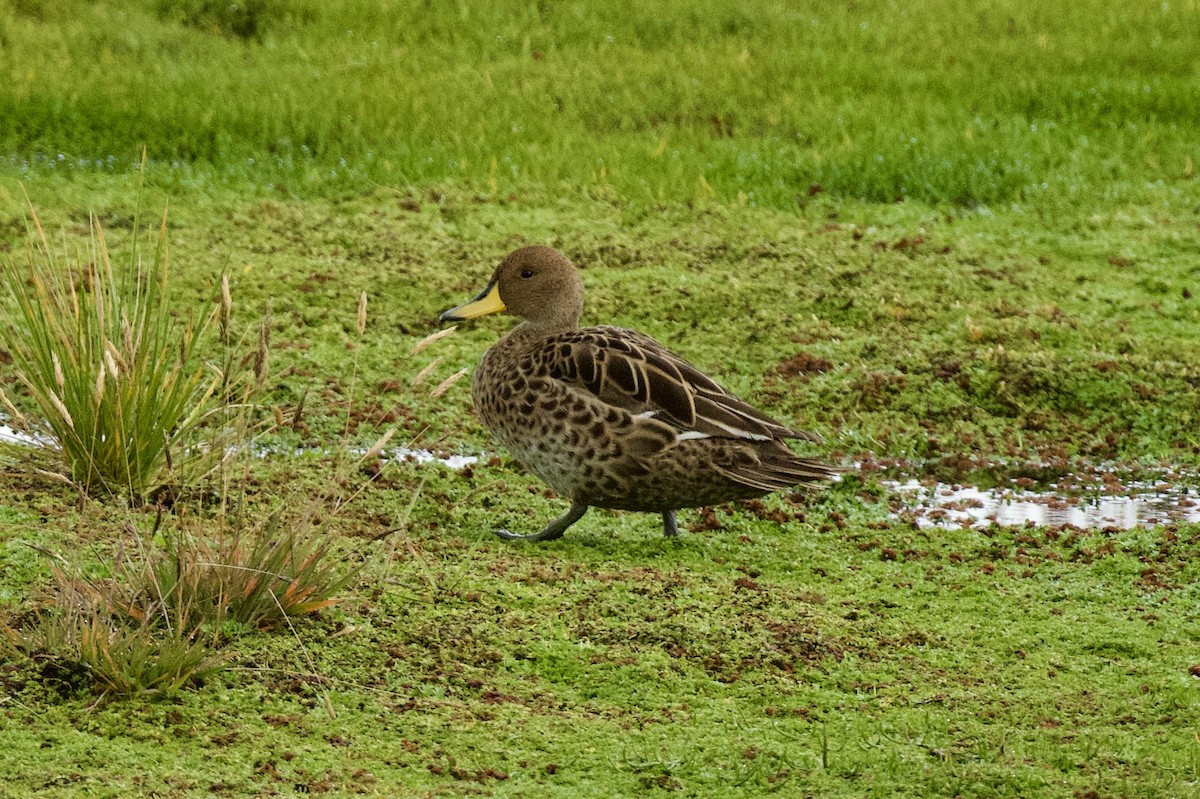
[537,326,820,443]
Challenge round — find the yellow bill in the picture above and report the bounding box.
[439,280,505,322]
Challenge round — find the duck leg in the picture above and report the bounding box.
[662,510,679,538]
[494,500,589,542]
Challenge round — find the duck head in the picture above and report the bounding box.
[440,246,584,331]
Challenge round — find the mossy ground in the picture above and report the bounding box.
[0,186,1197,799]
[7,185,1197,469]
[2,457,1199,798]
[2,1,1200,796]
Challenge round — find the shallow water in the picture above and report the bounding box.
[0,420,480,471]
[887,479,1200,530]
[0,424,44,447]
[4,419,1193,530]
[390,447,478,470]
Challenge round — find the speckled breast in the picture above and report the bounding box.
[471,351,578,494]
[472,345,643,503]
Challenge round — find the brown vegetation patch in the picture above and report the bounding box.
[775,351,834,378]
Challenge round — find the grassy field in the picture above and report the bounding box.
[1,1,1199,797]
[3,0,1199,208]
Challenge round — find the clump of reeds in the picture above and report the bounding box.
[119,506,357,641]
[0,202,265,500]
[0,566,224,699]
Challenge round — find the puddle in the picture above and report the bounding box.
[1,416,479,471]
[0,424,45,447]
[390,447,477,470]
[255,445,478,470]
[888,480,1200,530]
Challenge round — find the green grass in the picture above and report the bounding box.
[0,191,1195,798]
[6,188,1192,469]
[2,0,1198,208]
[0,2,1199,797]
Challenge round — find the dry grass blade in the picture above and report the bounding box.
[412,326,456,354]
[220,274,233,335]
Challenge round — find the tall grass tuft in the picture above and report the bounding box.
[117,507,358,643]
[0,203,223,499]
[0,505,357,698]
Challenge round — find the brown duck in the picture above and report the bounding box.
[440,246,835,541]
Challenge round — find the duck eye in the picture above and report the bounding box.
[520,269,534,279]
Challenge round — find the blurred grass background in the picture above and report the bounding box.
[2,0,1197,208]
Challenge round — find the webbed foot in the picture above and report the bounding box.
[493,501,588,542]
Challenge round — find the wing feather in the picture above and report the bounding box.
[539,326,820,443]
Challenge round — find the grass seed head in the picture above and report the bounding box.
[410,356,444,387]
[413,325,456,354]
[361,427,396,463]
[47,390,74,429]
[104,341,122,380]
[431,368,468,397]
[0,386,28,427]
[51,352,65,390]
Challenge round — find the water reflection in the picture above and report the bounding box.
[889,480,1200,530]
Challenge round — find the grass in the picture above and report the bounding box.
[0,194,1195,797]
[130,506,358,640]
[6,188,1189,470]
[1,0,1197,209]
[0,1,1199,797]
[0,471,1197,796]
[0,200,225,498]
[3,591,224,699]
[0,492,360,700]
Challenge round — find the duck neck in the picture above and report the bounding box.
[510,312,579,340]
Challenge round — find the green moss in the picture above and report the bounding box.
[1,463,1197,796]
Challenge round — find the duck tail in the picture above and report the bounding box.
[715,447,839,493]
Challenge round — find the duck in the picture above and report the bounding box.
[439,246,835,541]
